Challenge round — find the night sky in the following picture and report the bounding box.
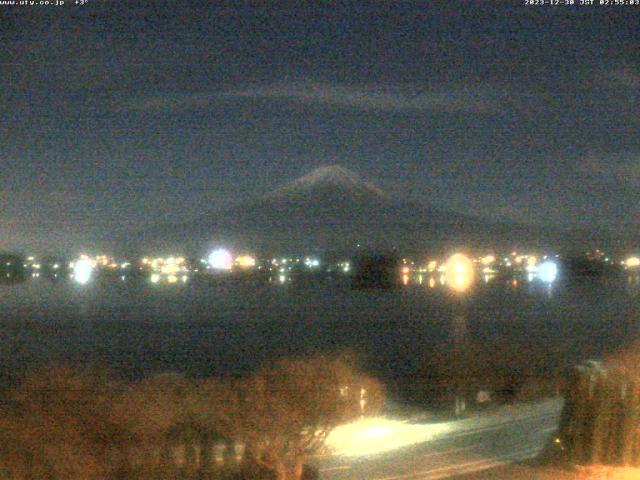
[1,2,639,254]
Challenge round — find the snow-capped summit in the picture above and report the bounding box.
[270,165,388,200]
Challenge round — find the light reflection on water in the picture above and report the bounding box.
[1,274,640,387]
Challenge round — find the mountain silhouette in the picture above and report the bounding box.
[135,165,564,256]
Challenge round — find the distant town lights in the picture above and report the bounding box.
[235,255,256,268]
[208,248,233,270]
[480,255,495,266]
[444,253,474,293]
[538,261,558,283]
[625,257,640,269]
[72,258,94,284]
[304,257,320,268]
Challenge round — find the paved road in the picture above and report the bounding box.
[316,397,563,480]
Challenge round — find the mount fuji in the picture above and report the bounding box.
[135,165,561,256]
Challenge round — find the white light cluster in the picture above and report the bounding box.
[304,257,320,268]
[72,258,94,285]
[208,249,233,271]
[537,261,558,283]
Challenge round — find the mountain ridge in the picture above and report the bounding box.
[128,165,596,256]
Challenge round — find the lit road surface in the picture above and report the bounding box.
[317,397,563,480]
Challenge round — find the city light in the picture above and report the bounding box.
[160,262,180,275]
[304,257,320,268]
[538,260,558,283]
[480,255,495,266]
[444,253,474,293]
[235,255,256,268]
[141,256,190,284]
[72,258,94,284]
[208,248,233,270]
[625,257,640,269]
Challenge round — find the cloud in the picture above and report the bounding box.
[219,82,505,113]
[119,92,219,112]
[121,82,511,114]
[578,151,640,186]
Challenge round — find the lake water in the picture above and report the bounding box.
[1,274,639,397]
